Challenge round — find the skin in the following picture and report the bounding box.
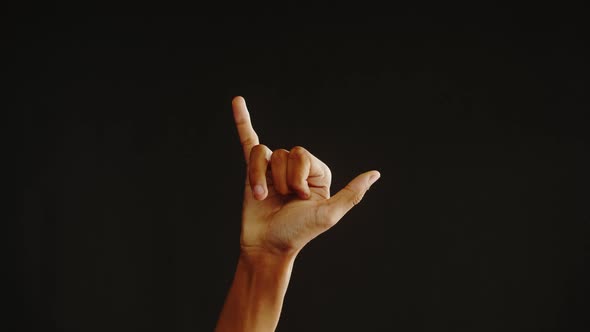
[215,96,381,332]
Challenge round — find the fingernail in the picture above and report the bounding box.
[368,172,381,186]
[253,184,264,197]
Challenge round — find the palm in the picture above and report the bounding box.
[240,177,331,253]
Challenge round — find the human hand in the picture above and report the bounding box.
[232,96,380,258]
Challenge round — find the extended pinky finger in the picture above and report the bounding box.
[248,144,272,200]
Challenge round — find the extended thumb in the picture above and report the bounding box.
[325,170,381,223]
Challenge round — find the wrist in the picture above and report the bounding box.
[239,246,298,269]
[236,247,297,309]
[238,248,298,289]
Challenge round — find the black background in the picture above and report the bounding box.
[16,3,589,331]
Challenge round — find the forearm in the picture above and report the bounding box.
[215,250,297,332]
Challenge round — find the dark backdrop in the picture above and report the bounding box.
[16,3,589,332]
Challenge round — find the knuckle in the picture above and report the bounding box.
[352,193,364,206]
[251,144,267,155]
[241,134,259,146]
[271,149,288,162]
[343,186,364,207]
[289,146,307,159]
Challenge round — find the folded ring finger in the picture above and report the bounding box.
[270,149,291,195]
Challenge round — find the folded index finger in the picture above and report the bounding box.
[232,96,260,163]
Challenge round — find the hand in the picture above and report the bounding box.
[232,96,380,257]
